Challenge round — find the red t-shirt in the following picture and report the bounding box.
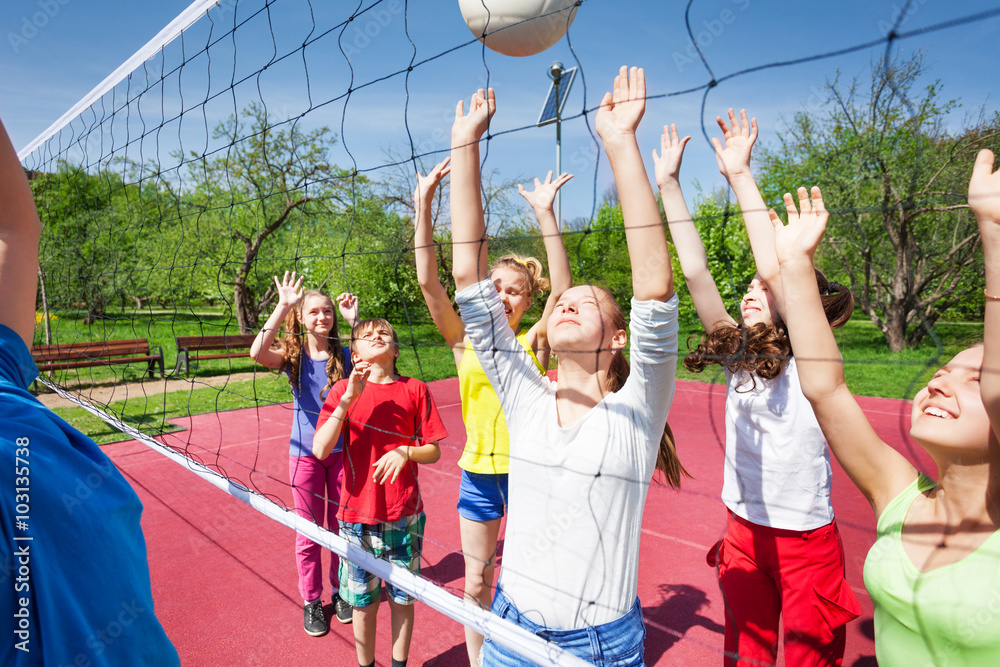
[317,376,448,524]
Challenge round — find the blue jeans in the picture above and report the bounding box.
[482,588,646,666]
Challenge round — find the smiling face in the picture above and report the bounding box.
[740,275,778,327]
[548,285,626,358]
[910,346,990,455]
[491,265,532,330]
[298,293,335,338]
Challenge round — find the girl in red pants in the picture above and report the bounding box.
[654,111,860,666]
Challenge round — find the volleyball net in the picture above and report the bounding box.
[15,0,1000,664]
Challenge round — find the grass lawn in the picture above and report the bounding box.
[37,309,982,445]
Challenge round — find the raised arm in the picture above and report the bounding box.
[653,123,734,331]
[451,88,495,293]
[771,187,916,513]
[519,171,574,365]
[0,119,43,347]
[971,149,1000,436]
[313,364,370,460]
[413,157,467,350]
[249,271,301,369]
[595,66,672,302]
[714,109,786,314]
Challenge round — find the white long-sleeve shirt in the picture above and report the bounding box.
[457,279,679,629]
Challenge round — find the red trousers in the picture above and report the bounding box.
[709,513,861,667]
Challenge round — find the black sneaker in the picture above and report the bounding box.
[303,599,329,637]
[333,593,353,624]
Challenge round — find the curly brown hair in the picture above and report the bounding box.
[276,291,347,398]
[683,270,854,390]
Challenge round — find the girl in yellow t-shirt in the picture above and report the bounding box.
[771,152,1000,666]
[413,157,571,665]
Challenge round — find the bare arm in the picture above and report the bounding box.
[0,119,42,347]
[971,149,1000,437]
[596,67,672,302]
[371,441,442,484]
[413,157,467,351]
[714,109,785,314]
[772,187,916,513]
[313,364,370,460]
[451,89,495,293]
[653,123,734,331]
[519,171,574,365]
[249,271,301,369]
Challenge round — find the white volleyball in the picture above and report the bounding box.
[458,0,579,57]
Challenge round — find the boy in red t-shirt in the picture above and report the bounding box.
[314,318,446,667]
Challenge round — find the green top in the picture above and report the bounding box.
[864,474,1000,666]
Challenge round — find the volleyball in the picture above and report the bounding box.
[457,0,579,57]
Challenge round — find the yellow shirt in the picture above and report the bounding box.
[457,332,545,474]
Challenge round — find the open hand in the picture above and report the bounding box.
[712,108,757,181]
[452,88,496,144]
[652,123,691,189]
[336,292,359,326]
[770,186,829,266]
[596,66,646,144]
[372,447,408,484]
[970,149,1000,229]
[414,157,451,212]
[517,171,574,214]
[274,271,304,309]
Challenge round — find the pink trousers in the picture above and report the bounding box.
[289,453,344,602]
[709,513,861,667]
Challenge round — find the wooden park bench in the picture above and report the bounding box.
[32,338,165,378]
[174,334,258,376]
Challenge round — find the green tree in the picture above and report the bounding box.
[757,54,999,351]
[179,103,355,330]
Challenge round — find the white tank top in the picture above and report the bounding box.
[721,357,834,530]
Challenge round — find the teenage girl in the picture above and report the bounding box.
[413,156,572,664]
[771,153,1000,665]
[249,272,360,637]
[451,67,686,666]
[653,112,860,665]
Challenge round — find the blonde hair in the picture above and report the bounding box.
[491,254,550,297]
[277,291,347,398]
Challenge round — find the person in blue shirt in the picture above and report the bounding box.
[0,115,179,666]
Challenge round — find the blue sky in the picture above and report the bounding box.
[2,0,999,224]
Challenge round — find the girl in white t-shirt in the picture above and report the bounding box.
[451,67,687,666]
[653,112,859,665]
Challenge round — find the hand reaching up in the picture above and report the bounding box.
[595,66,646,146]
[517,171,574,215]
[274,271,304,309]
[452,88,496,145]
[770,186,829,267]
[652,123,691,189]
[970,149,1000,232]
[414,157,451,214]
[712,108,757,181]
[336,292,360,327]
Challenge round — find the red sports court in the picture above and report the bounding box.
[105,376,921,665]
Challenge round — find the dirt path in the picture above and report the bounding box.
[35,372,271,410]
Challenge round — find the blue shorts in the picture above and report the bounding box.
[457,470,508,522]
[482,587,647,666]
